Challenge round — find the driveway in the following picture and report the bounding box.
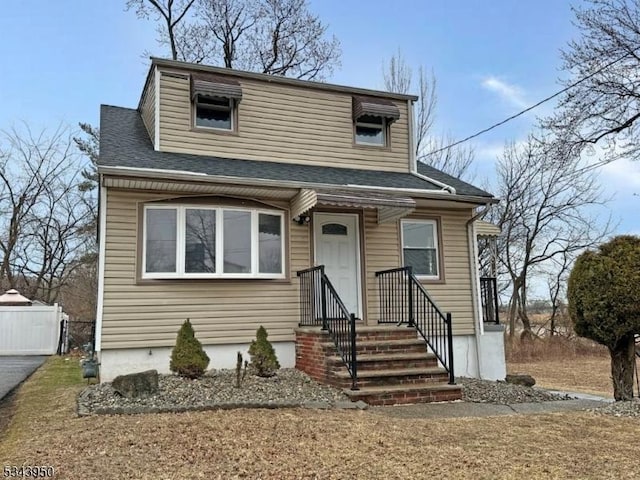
[0,356,47,401]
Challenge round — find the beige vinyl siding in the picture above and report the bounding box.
[158,70,411,172]
[362,208,476,335]
[101,189,310,350]
[139,68,156,145]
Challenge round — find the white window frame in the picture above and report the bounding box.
[193,95,235,131]
[400,219,440,280]
[354,116,387,146]
[142,205,285,279]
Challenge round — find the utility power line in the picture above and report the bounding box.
[423,48,638,157]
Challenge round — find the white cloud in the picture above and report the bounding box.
[600,157,640,190]
[481,76,528,109]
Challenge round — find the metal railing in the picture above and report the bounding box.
[297,266,358,390]
[480,277,500,324]
[375,266,455,384]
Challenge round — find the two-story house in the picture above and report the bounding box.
[96,58,506,405]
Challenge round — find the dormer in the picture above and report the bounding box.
[138,58,418,173]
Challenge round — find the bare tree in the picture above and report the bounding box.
[545,0,640,163]
[382,51,473,179]
[127,0,198,60]
[0,125,93,303]
[129,0,341,80]
[488,134,612,339]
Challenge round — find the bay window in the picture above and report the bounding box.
[143,205,285,279]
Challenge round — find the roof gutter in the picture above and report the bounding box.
[98,165,497,205]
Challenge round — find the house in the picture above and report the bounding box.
[96,58,506,404]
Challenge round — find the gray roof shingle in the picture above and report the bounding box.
[98,105,494,199]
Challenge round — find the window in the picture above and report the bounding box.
[355,115,386,146]
[194,95,234,130]
[143,205,284,279]
[401,219,440,279]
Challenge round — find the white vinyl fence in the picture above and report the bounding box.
[0,305,64,355]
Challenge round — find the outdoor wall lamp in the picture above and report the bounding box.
[293,215,311,225]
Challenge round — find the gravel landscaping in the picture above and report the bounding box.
[591,399,640,417]
[78,368,588,416]
[78,368,351,415]
[459,377,574,403]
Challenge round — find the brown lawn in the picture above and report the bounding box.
[509,356,615,398]
[2,357,640,479]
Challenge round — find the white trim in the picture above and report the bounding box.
[95,184,107,352]
[154,66,160,151]
[142,204,286,279]
[400,219,441,281]
[313,212,363,318]
[99,166,501,205]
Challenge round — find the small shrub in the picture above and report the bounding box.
[248,326,280,377]
[170,319,210,379]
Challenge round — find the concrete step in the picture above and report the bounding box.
[343,382,462,406]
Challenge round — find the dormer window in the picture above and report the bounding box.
[352,96,400,148]
[191,73,242,132]
[355,115,386,146]
[195,95,234,130]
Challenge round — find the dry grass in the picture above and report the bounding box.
[2,357,640,479]
[505,334,617,398]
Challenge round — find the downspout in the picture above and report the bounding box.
[408,99,416,173]
[466,203,491,378]
[95,180,107,356]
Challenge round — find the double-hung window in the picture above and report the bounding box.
[143,205,285,279]
[194,95,234,130]
[401,219,440,279]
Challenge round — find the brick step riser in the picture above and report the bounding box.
[355,344,427,355]
[350,359,439,371]
[354,332,418,342]
[340,374,451,388]
[348,389,463,406]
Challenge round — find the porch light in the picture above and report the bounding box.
[293,215,311,225]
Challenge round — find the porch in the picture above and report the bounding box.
[294,265,501,405]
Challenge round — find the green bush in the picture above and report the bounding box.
[248,326,280,377]
[568,235,640,401]
[170,319,210,379]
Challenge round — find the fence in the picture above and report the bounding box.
[0,304,65,355]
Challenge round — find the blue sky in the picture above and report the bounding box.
[0,0,637,235]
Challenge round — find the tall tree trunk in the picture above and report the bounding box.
[609,335,636,401]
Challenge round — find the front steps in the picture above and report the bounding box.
[295,325,462,406]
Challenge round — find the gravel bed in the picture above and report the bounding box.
[79,369,349,415]
[459,377,574,404]
[591,399,640,418]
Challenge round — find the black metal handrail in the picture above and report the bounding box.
[480,277,500,324]
[375,266,455,384]
[297,266,358,390]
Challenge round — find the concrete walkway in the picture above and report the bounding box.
[372,398,610,419]
[0,356,47,401]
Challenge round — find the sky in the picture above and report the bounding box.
[0,0,638,238]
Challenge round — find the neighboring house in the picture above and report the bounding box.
[96,58,505,403]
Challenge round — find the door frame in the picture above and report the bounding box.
[312,211,365,319]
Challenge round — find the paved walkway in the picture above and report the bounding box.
[372,397,611,419]
[0,356,47,401]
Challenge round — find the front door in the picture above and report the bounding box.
[314,213,362,317]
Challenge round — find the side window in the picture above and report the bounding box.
[401,219,440,279]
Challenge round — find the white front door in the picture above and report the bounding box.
[314,213,362,317]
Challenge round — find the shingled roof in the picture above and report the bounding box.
[98,105,494,200]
